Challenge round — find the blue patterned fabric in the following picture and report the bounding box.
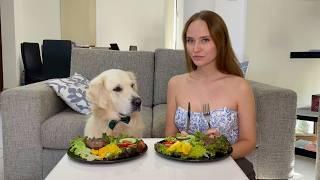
[175,106,239,144]
[45,73,91,114]
[240,61,249,77]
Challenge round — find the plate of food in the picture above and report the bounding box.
[154,132,232,162]
[67,134,147,164]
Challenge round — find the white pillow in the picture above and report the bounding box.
[240,61,249,77]
[45,73,91,115]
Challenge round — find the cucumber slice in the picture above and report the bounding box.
[176,134,195,140]
[119,138,137,143]
[186,134,195,139]
[176,136,190,140]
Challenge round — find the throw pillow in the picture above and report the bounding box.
[45,73,91,114]
[240,61,249,77]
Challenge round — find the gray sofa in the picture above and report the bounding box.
[1,48,297,180]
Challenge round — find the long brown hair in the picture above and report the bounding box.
[182,10,243,77]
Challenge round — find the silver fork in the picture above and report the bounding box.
[202,103,211,128]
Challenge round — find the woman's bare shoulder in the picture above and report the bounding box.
[168,73,189,85]
[225,75,251,92]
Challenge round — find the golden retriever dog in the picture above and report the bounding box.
[84,69,144,138]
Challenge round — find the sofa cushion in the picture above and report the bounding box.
[154,49,186,105]
[45,73,91,115]
[41,108,88,149]
[152,104,167,137]
[70,48,154,107]
[41,106,153,149]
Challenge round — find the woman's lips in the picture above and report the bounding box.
[192,55,204,61]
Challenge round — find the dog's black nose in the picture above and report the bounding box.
[131,97,142,107]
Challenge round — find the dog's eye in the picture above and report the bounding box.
[131,83,135,88]
[113,86,122,92]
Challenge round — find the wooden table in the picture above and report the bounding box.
[45,138,248,180]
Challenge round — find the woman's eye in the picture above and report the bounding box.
[186,39,194,44]
[201,38,210,43]
[113,86,122,92]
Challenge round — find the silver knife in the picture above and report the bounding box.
[186,102,191,132]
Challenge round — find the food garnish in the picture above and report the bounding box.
[154,131,232,160]
[85,137,107,150]
[69,133,146,161]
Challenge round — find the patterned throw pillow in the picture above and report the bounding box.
[240,61,249,77]
[45,73,91,115]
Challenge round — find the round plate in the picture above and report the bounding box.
[154,140,232,163]
[67,144,148,164]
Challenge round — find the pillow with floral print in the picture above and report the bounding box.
[240,61,249,77]
[45,73,91,114]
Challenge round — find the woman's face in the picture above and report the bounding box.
[186,19,217,68]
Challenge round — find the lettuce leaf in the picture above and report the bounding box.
[156,131,231,159]
[69,137,99,161]
[155,143,172,156]
[188,144,207,159]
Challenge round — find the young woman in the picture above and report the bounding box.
[165,10,256,179]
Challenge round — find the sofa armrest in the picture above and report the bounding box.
[250,81,297,179]
[0,81,67,180]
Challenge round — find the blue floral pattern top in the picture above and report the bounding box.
[175,106,239,144]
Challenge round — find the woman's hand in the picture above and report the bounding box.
[180,131,189,136]
[206,128,220,138]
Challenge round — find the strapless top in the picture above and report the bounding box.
[175,106,239,144]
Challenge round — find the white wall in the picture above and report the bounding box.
[245,0,320,107]
[96,0,166,51]
[183,0,215,23]
[164,0,175,49]
[1,0,17,88]
[60,0,96,46]
[1,0,61,88]
[175,0,185,49]
[214,0,247,62]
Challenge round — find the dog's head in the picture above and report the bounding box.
[87,69,141,117]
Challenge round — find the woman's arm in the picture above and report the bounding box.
[165,77,179,136]
[231,79,256,159]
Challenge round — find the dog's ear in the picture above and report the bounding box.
[86,76,109,108]
[127,71,138,91]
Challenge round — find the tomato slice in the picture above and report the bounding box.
[121,140,133,144]
[162,141,175,147]
[127,144,137,148]
[118,143,131,148]
[118,141,137,148]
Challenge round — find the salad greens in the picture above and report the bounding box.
[68,134,145,161]
[69,137,99,161]
[155,131,232,160]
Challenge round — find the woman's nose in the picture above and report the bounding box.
[193,41,201,52]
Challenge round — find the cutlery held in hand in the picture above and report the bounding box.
[186,102,191,133]
[203,103,211,128]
